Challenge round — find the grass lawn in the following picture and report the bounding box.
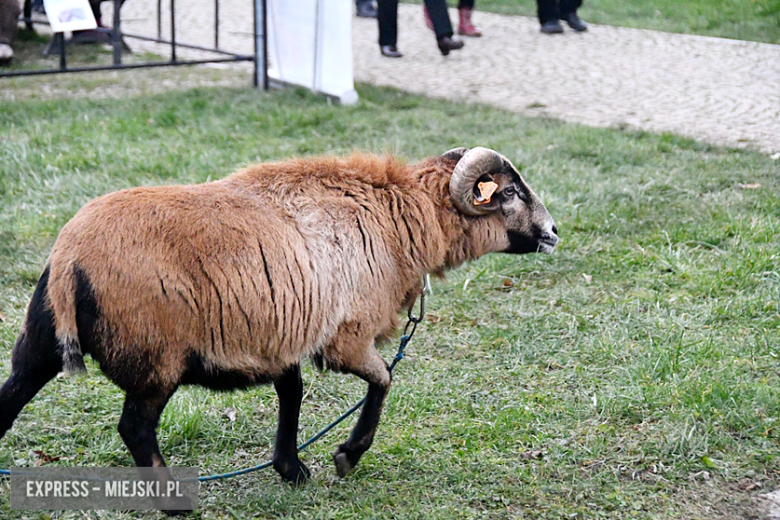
[0,81,779,519]
[418,0,780,44]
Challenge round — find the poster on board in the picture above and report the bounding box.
[266,0,358,105]
[43,0,98,33]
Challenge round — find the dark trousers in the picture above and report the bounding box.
[425,0,454,39]
[458,0,474,9]
[536,0,582,25]
[378,0,453,46]
[377,0,399,46]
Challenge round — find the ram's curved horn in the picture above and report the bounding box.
[441,147,469,161]
[449,147,504,216]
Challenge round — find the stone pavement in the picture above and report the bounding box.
[119,2,780,154]
[353,6,780,154]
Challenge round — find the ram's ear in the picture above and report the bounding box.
[441,147,469,161]
[473,181,498,205]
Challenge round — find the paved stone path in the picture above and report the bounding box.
[118,2,780,154]
[353,6,780,154]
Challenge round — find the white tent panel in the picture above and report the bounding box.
[267,0,358,104]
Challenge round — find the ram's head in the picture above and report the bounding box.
[446,147,558,255]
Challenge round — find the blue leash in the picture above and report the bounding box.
[1,279,427,483]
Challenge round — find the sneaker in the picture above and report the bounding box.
[540,20,563,34]
[563,13,588,32]
[380,45,403,58]
[356,1,377,18]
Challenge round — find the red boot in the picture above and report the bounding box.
[458,7,482,37]
[423,6,434,31]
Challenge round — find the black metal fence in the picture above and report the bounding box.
[1,0,267,88]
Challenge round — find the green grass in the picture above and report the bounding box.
[0,82,779,519]
[426,0,780,44]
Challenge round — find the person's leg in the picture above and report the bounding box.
[89,0,104,26]
[424,0,464,54]
[559,0,582,17]
[377,0,402,56]
[377,0,398,46]
[560,0,587,31]
[424,0,453,39]
[537,0,563,33]
[457,0,481,36]
[536,0,557,25]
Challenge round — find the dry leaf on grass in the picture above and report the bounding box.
[520,450,543,460]
[223,407,237,422]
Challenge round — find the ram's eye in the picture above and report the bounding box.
[503,187,517,197]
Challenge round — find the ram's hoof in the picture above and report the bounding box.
[161,508,191,517]
[157,495,195,516]
[333,445,361,478]
[276,459,311,486]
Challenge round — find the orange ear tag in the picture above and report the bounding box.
[474,181,498,205]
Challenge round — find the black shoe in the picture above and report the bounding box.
[437,36,464,56]
[71,29,112,44]
[356,2,377,18]
[540,20,563,34]
[380,45,403,58]
[563,13,588,32]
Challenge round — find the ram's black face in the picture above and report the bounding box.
[486,164,558,255]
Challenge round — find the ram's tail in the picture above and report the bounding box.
[47,262,87,375]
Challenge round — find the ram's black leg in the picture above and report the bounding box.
[0,334,61,439]
[118,388,193,515]
[272,364,310,485]
[333,348,391,478]
[0,266,63,440]
[118,389,175,468]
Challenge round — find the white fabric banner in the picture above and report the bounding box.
[267,0,358,105]
[43,0,98,33]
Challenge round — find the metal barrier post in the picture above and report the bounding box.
[254,0,268,89]
[170,0,176,62]
[112,0,122,65]
[215,0,219,48]
[58,33,66,70]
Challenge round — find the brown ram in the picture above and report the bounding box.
[0,147,557,485]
